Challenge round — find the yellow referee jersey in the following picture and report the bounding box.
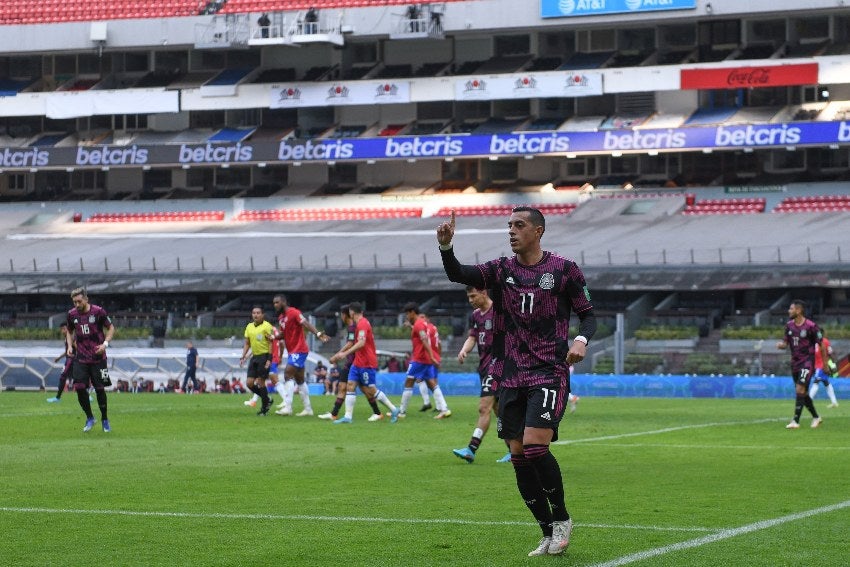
[244,320,274,355]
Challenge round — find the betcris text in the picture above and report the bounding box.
[278,140,354,160]
[0,148,49,167]
[76,145,148,166]
[180,143,253,163]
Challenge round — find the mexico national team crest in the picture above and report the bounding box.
[88,315,96,323]
[484,319,493,330]
[539,273,555,290]
[800,330,807,338]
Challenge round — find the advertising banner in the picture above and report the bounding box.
[541,0,697,19]
[270,80,410,108]
[455,72,603,100]
[681,63,819,90]
[7,120,850,169]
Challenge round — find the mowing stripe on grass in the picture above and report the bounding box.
[554,418,785,446]
[588,499,850,567]
[0,506,712,532]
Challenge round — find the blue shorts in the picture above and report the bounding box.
[348,365,377,387]
[813,369,831,384]
[286,353,308,368]
[269,362,279,374]
[407,361,436,381]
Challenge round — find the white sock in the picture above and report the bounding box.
[250,393,260,403]
[344,392,356,419]
[298,383,312,411]
[568,393,577,402]
[284,380,295,409]
[432,386,448,412]
[826,383,838,404]
[810,383,820,398]
[400,388,413,413]
[276,383,286,401]
[472,427,484,441]
[376,390,397,411]
[418,381,430,404]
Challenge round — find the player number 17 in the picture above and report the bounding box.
[520,292,535,314]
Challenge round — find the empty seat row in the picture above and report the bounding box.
[87,211,225,222]
[434,204,576,217]
[233,207,423,222]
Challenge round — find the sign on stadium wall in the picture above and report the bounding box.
[455,72,603,100]
[540,0,696,18]
[270,81,410,108]
[6,120,850,169]
[681,63,819,90]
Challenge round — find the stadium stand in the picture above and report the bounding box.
[683,198,766,215]
[87,211,226,222]
[773,195,850,213]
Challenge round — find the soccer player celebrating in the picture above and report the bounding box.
[328,302,399,424]
[777,299,828,428]
[272,294,329,416]
[239,306,275,416]
[66,288,116,432]
[437,207,596,557]
[47,322,74,403]
[399,303,451,418]
[452,286,511,464]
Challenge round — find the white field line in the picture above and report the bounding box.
[553,418,785,446]
[577,442,850,451]
[0,506,711,532]
[588,499,850,567]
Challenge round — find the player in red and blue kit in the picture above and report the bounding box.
[273,294,329,416]
[776,299,828,428]
[320,305,356,420]
[399,303,451,418]
[66,287,116,433]
[438,207,596,558]
[452,286,512,464]
[810,335,839,407]
[328,302,399,423]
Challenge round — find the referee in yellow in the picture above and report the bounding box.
[240,305,276,415]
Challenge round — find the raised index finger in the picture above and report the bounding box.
[450,209,455,229]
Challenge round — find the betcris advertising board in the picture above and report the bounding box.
[541,0,696,18]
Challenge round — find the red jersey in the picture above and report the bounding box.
[278,306,309,355]
[410,317,434,364]
[353,316,377,369]
[815,337,831,370]
[271,337,282,364]
[427,321,441,366]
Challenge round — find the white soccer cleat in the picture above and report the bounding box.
[317,412,336,420]
[296,409,314,417]
[367,413,384,422]
[828,402,839,408]
[275,407,292,416]
[785,420,800,429]
[811,417,823,428]
[527,537,552,557]
[569,395,579,413]
[277,401,287,409]
[548,518,573,555]
[434,409,452,420]
[243,400,256,407]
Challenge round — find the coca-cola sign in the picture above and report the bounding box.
[681,63,818,90]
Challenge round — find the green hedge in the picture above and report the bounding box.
[594,353,664,374]
[721,325,850,340]
[634,326,698,340]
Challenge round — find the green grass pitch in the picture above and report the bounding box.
[1,392,847,566]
